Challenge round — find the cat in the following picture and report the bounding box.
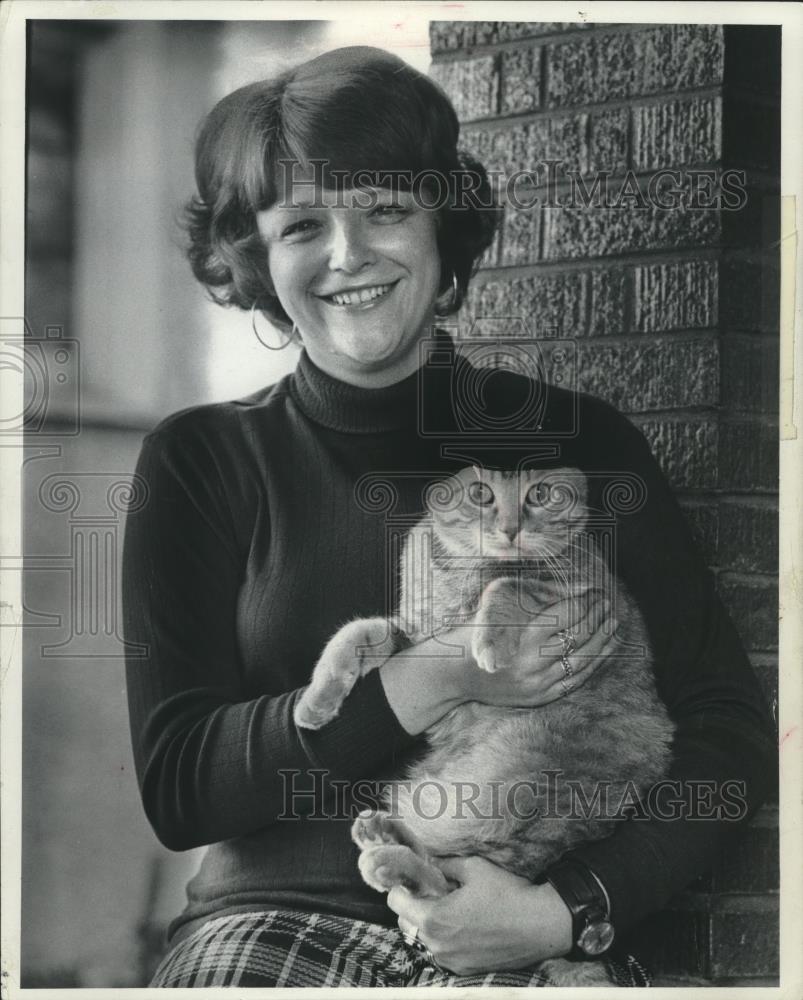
[294,466,675,986]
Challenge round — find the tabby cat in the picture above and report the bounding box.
[294,466,675,986]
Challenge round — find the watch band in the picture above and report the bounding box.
[545,859,615,960]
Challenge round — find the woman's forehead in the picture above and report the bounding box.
[267,184,412,212]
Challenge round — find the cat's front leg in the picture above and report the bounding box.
[294,618,398,730]
[539,957,613,986]
[471,577,526,673]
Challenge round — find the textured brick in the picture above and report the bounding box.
[499,203,541,265]
[501,47,540,114]
[496,23,584,42]
[576,338,719,413]
[719,420,778,490]
[430,56,498,121]
[463,117,585,177]
[531,115,588,176]
[463,108,626,181]
[637,418,718,489]
[589,267,627,336]
[478,223,502,269]
[712,813,779,893]
[717,501,778,573]
[720,257,780,334]
[633,96,723,170]
[543,202,721,261]
[632,259,718,333]
[679,501,719,566]
[587,107,629,175]
[546,24,725,108]
[721,336,780,414]
[430,22,584,52]
[465,271,588,338]
[429,22,482,53]
[710,899,779,979]
[718,576,778,650]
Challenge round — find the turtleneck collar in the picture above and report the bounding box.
[289,336,449,434]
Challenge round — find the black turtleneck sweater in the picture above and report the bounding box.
[123,345,775,946]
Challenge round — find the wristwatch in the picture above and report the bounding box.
[545,859,615,960]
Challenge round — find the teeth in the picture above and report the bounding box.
[330,284,392,306]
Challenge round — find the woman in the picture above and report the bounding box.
[123,46,775,988]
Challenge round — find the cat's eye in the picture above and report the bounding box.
[467,481,494,506]
[525,483,550,506]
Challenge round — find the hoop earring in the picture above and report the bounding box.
[251,301,296,351]
[437,270,460,313]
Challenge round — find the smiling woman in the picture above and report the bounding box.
[256,186,442,386]
[123,42,775,990]
[183,47,497,381]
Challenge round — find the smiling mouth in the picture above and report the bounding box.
[320,282,397,307]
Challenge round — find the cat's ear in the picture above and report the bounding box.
[472,465,484,481]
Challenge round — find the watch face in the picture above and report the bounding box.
[579,919,615,956]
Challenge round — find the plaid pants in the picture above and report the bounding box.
[150,910,651,988]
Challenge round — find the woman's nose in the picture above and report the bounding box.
[327,217,376,274]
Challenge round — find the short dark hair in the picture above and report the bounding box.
[184,46,500,328]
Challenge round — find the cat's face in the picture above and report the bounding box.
[427,466,587,560]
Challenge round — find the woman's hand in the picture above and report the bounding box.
[379,594,616,735]
[461,592,617,708]
[387,856,572,975]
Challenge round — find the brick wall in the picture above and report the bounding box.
[430,21,780,984]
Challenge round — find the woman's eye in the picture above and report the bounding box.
[371,204,408,221]
[280,219,319,240]
[525,483,550,506]
[468,482,494,506]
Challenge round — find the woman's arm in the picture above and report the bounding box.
[123,423,425,850]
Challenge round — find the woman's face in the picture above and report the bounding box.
[256,184,442,387]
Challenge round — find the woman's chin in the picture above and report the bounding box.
[329,333,418,373]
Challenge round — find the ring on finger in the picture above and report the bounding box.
[560,654,574,696]
[557,627,577,656]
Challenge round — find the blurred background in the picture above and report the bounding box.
[21,17,432,987]
[20,15,781,988]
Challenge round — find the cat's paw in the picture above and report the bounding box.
[539,957,613,987]
[293,694,338,730]
[351,810,402,850]
[471,579,523,672]
[471,625,519,673]
[471,633,500,673]
[357,845,450,898]
[293,618,398,730]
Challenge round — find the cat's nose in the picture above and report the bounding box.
[501,527,517,542]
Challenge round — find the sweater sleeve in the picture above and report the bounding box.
[123,422,415,851]
[566,403,777,932]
